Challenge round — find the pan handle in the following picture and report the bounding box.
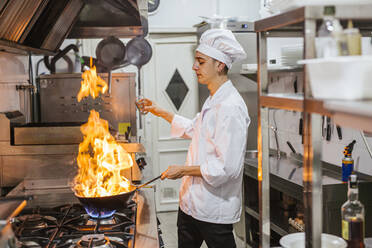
[134,175,162,190]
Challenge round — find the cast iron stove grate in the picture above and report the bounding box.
[11,201,137,248]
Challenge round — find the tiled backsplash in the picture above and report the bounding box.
[265,37,372,176]
[0,52,29,118]
[268,109,372,176]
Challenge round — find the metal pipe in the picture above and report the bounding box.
[50,44,79,73]
[360,131,372,161]
[270,126,280,160]
[257,31,270,248]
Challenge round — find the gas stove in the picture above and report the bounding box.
[3,179,160,248]
[11,202,136,248]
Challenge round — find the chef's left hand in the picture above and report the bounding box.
[161,165,184,180]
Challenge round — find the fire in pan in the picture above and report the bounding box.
[75,175,161,218]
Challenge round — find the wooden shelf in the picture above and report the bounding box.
[325,100,372,133]
[260,95,335,116]
[260,94,304,111]
[305,99,332,116]
[255,5,372,36]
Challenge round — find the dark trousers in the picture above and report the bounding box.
[177,209,236,248]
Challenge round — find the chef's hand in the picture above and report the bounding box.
[136,98,174,124]
[161,166,184,180]
[136,98,161,116]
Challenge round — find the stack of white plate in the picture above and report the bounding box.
[281,44,303,67]
[280,233,347,248]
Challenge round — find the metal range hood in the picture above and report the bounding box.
[68,0,147,38]
[0,0,85,55]
[0,0,146,55]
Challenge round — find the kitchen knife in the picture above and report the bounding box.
[293,76,298,93]
[287,141,297,154]
[336,125,342,140]
[299,117,303,144]
[287,141,303,164]
[326,117,331,141]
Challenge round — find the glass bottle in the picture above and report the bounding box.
[341,174,365,248]
[317,6,347,57]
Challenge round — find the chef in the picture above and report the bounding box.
[138,29,250,248]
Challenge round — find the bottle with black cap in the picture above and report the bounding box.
[317,5,347,57]
[341,174,365,248]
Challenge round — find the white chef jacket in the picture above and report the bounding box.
[171,80,250,224]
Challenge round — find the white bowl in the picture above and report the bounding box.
[298,56,372,100]
[280,232,347,248]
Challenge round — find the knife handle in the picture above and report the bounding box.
[336,125,342,140]
[299,118,303,144]
[287,141,297,154]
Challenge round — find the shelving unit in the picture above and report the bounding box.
[325,101,372,133]
[254,5,372,248]
[240,66,303,81]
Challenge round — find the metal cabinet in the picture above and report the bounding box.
[254,5,372,248]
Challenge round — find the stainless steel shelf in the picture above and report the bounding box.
[245,206,259,219]
[245,206,288,237]
[240,66,303,82]
[240,72,257,81]
[255,5,372,36]
[252,5,372,247]
[0,39,55,56]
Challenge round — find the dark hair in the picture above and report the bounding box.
[213,59,228,75]
[221,64,228,75]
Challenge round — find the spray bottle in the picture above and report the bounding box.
[342,140,356,183]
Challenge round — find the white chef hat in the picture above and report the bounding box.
[196,29,246,69]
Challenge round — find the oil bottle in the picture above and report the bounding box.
[341,174,365,248]
[342,140,356,183]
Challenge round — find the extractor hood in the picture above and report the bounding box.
[0,0,147,55]
[0,0,85,55]
[68,0,147,38]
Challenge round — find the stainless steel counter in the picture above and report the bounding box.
[135,188,160,248]
[244,157,342,201]
[245,157,342,185]
[244,157,372,236]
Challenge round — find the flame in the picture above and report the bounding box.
[77,65,108,102]
[74,110,134,197]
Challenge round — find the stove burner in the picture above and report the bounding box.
[77,234,113,248]
[17,214,56,229]
[83,206,116,219]
[12,203,136,248]
[86,217,115,226]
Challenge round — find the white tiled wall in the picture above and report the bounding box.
[267,96,372,176]
[265,37,372,176]
[322,128,372,175]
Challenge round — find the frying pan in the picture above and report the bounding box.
[120,36,152,128]
[124,36,152,70]
[112,36,153,94]
[96,36,126,93]
[75,175,161,214]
